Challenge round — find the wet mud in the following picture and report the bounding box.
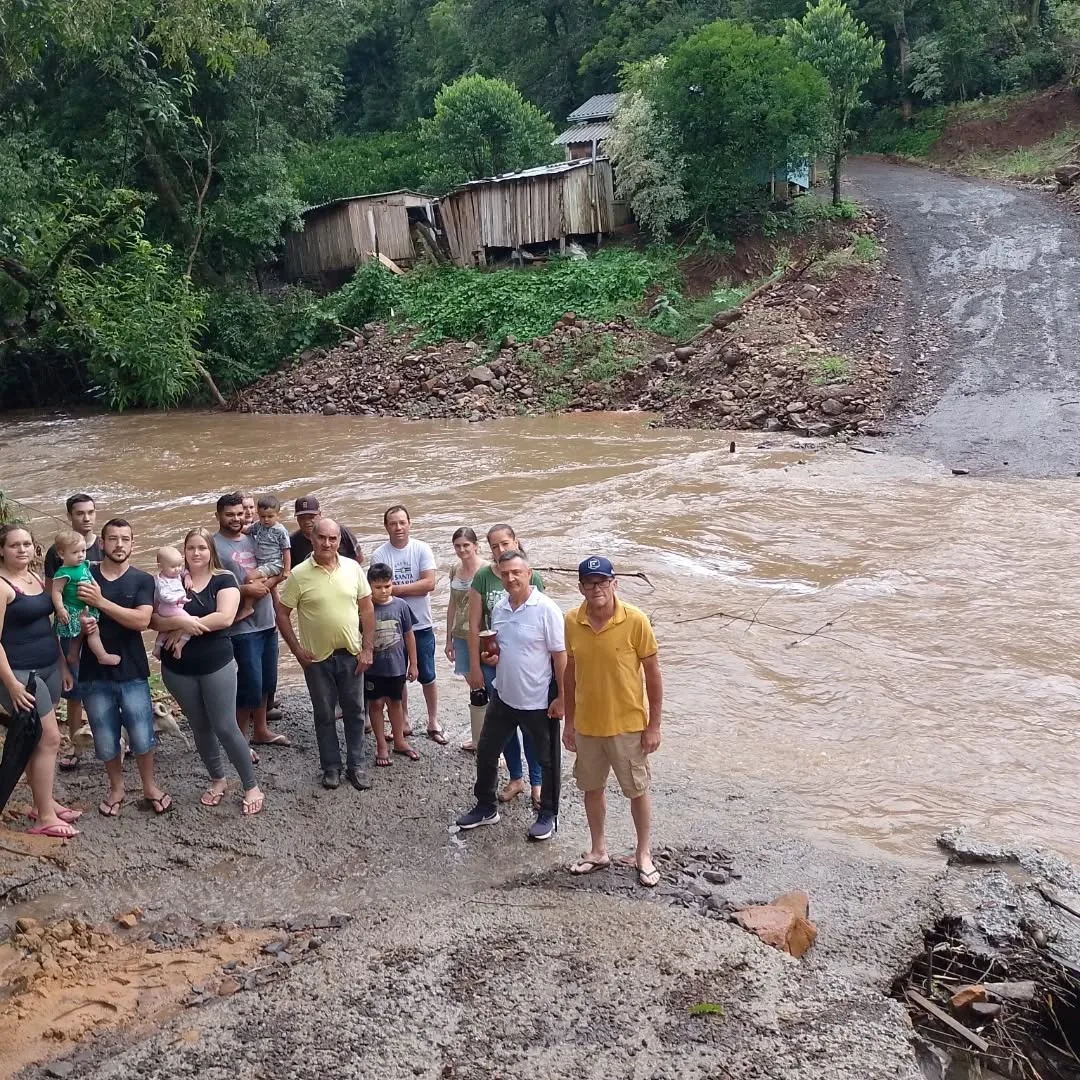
[848,159,1080,477]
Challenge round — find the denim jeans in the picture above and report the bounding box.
[81,678,156,761]
[303,649,370,774]
[232,627,278,711]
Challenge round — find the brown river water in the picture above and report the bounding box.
[2,409,1077,863]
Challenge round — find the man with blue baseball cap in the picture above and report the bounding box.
[562,555,663,887]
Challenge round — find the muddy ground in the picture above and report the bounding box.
[847,159,1080,477]
[7,686,1080,1079]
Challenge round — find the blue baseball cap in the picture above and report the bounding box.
[578,555,616,579]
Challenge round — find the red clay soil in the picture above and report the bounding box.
[929,83,1080,162]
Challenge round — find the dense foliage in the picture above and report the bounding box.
[2,0,1078,410]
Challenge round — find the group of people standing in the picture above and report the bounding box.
[0,490,665,884]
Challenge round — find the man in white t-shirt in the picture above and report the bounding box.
[456,549,566,842]
[370,505,447,745]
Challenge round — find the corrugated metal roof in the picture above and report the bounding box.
[554,122,613,145]
[300,189,432,216]
[446,158,607,193]
[567,93,619,122]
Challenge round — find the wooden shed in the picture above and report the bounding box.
[283,190,435,287]
[438,159,617,268]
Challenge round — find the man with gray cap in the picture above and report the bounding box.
[291,496,363,567]
[562,555,663,887]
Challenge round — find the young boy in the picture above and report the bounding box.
[236,494,291,621]
[365,562,419,766]
[49,529,121,667]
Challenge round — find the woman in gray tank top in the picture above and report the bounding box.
[0,524,80,837]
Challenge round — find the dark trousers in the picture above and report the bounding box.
[303,650,370,773]
[474,691,561,816]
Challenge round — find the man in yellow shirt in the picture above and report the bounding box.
[563,555,663,887]
[275,519,375,792]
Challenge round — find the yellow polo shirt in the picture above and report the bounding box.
[564,599,657,737]
[278,555,371,662]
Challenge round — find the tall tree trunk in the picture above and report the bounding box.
[831,118,844,206]
[895,8,913,123]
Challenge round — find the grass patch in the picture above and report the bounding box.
[956,126,1080,179]
[649,283,751,341]
[688,1002,725,1017]
[811,354,853,384]
[810,233,883,278]
[519,331,639,407]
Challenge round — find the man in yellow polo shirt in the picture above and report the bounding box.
[563,555,663,887]
[275,518,375,792]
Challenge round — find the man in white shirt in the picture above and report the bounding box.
[456,550,566,841]
[370,505,447,745]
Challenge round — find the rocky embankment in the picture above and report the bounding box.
[236,222,896,436]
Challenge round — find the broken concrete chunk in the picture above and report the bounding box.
[984,980,1036,1002]
[949,985,987,1010]
[731,890,817,958]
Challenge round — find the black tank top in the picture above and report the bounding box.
[0,576,58,670]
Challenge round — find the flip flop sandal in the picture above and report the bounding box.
[144,794,173,815]
[98,797,124,818]
[242,795,265,816]
[28,822,79,838]
[58,755,80,772]
[393,747,421,761]
[425,729,449,746]
[570,857,612,876]
[249,749,261,766]
[200,789,226,807]
[375,755,393,767]
[29,805,83,824]
[637,865,661,888]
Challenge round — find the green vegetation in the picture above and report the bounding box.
[784,0,883,204]
[5,0,1077,411]
[812,355,854,383]
[653,23,830,232]
[520,331,638,408]
[650,284,753,341]
[688,1002,726,1017]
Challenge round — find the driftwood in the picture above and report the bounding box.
[688,254,820,345]
[907,990,991,1053]
[1037,883,1080,921]
[530,566,655,589]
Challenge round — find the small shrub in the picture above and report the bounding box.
[812,354,852,383]
[322,261,403,328]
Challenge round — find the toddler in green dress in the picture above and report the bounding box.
[49,529,120,667]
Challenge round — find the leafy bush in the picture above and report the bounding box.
[655,21,830,229]
[319,261,403,328]
[288,132,432,206]
[418,75,559,189]
[399,249,678,343]
[203,285,318,390]
[59,239,207,410]
[862,108,947,157]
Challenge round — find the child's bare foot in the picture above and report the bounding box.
[499,778,526,802]
[235,602,255,622]
[100,652,122,666]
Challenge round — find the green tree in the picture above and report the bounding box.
[655,21,829,228]
[419,74,559,187]
[607,60,688,238]
[785,0,883,203]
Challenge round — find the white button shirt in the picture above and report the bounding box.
[491,587,566,710]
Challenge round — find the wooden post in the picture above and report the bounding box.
[367,207,378,258]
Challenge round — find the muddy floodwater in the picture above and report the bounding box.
[2,409,1077,862]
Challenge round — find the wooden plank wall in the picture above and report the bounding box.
[284,197,426,279]
[440,161,616,266]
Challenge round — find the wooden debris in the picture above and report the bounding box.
[367,252,406,275]
[907,989,991,1052]
[1037,882,1080,921]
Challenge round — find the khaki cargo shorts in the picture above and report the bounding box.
[573,731,651,798]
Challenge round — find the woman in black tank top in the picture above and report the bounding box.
[0,524,79,838]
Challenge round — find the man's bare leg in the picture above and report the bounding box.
[629,792,658,883]
[422,681,441,736]
[99,755,125,816]
[134,750,166,805]
[570,789,611,873]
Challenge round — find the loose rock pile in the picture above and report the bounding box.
[235,257,892,437]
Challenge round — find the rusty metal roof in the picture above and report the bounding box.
[567,94,619,122]
[446,158,607,193]
[299,189,432,216]
[554,121,613,145]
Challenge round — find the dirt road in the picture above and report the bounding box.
[847,159,1080,477]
